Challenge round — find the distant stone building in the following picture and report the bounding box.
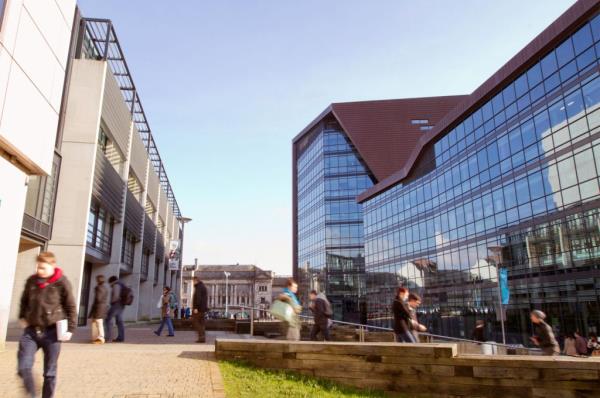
[272,276,292,302]
[183,264,273,318]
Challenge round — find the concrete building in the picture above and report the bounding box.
[0,0,77,348]
[4,13,186,341]
[191,265,273,318]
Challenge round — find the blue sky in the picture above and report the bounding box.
[78,0,576,275]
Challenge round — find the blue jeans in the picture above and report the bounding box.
[155,316,174,336]
[395,331,417,343]
[18,326,61,398]
[105,303,125,341]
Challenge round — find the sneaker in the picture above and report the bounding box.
[112,339,124,343]
[153,331,160,336]
[92,339,104,344]
[167,334,175,337]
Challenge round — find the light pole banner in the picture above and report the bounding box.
[499,267,510,305]
[168,240,181,270]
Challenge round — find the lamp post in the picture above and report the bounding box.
[177,216,192,307]
[224,271,231,317]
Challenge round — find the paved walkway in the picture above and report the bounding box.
[0,325,227,398]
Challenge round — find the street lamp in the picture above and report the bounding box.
[177,217,192,307]
[224,271,231,317]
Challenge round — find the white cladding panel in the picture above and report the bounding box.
[147,164,160,209]
[102,69,131,156]
[129,126,148,187]
[0,0,76,174]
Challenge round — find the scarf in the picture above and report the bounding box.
[35,267,63,289]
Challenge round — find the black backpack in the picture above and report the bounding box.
[120,283,134,306]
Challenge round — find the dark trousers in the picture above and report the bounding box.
[105,303,125,341]
[310,321,331,341]
[191,312,205,342]
[395,331,417,343]
[18,326,61,398]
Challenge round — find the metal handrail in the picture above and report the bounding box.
[227,305,538,354]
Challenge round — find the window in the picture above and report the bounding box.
[98,126,109,154]
[154,257,160,285]
[141,249,150,281]
[121,229,136,269]
[87,202,113,255]
[0,1,6,33]
[411,119,429,125]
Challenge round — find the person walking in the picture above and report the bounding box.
[88,274,108,344]
[530,310,559,356]
[185,306,191,320]
[278,278,302,341]
[472,320,486,342]
[17,251,77,398]
[180,306,185,319]
[574,330,588,356]
[393,287,416,343]
[407,293,426,341]
[105,276,125,342]
[563,332,578,356]
[191,276,208,343]
[309,290,332,341]
[154,287,175,337]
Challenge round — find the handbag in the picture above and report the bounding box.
[156,296,163,309]
[270,300,294,323]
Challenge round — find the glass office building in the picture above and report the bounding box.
[361,10,600,344]
[293,98,466,323]
[296,122,373,322]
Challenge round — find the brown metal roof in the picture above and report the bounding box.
[331,96,466,181]
[358,0,600,203]
[294,96,466,182]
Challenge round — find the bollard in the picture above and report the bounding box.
[250,307,254,337]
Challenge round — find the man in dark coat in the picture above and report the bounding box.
[309,290,332,341]
[393,287,416,343]
[18,251,77,398]
[88,274,108,344]
[192,276,208,343]
[530,310,559,356]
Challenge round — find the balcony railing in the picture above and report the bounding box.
[86,220,112,256]
[22,214,51,241]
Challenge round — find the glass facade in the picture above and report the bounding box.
[296,122,373,322]
[363,14,600,344]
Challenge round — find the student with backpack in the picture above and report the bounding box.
[309,290,332,341]
[105,276,133,342]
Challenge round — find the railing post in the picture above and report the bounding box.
[250,306,254,337]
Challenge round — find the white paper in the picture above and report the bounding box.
[56,319,68,341]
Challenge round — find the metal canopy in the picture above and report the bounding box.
[77,17,182,218]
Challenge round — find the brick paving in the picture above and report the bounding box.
[0,325,227,398]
